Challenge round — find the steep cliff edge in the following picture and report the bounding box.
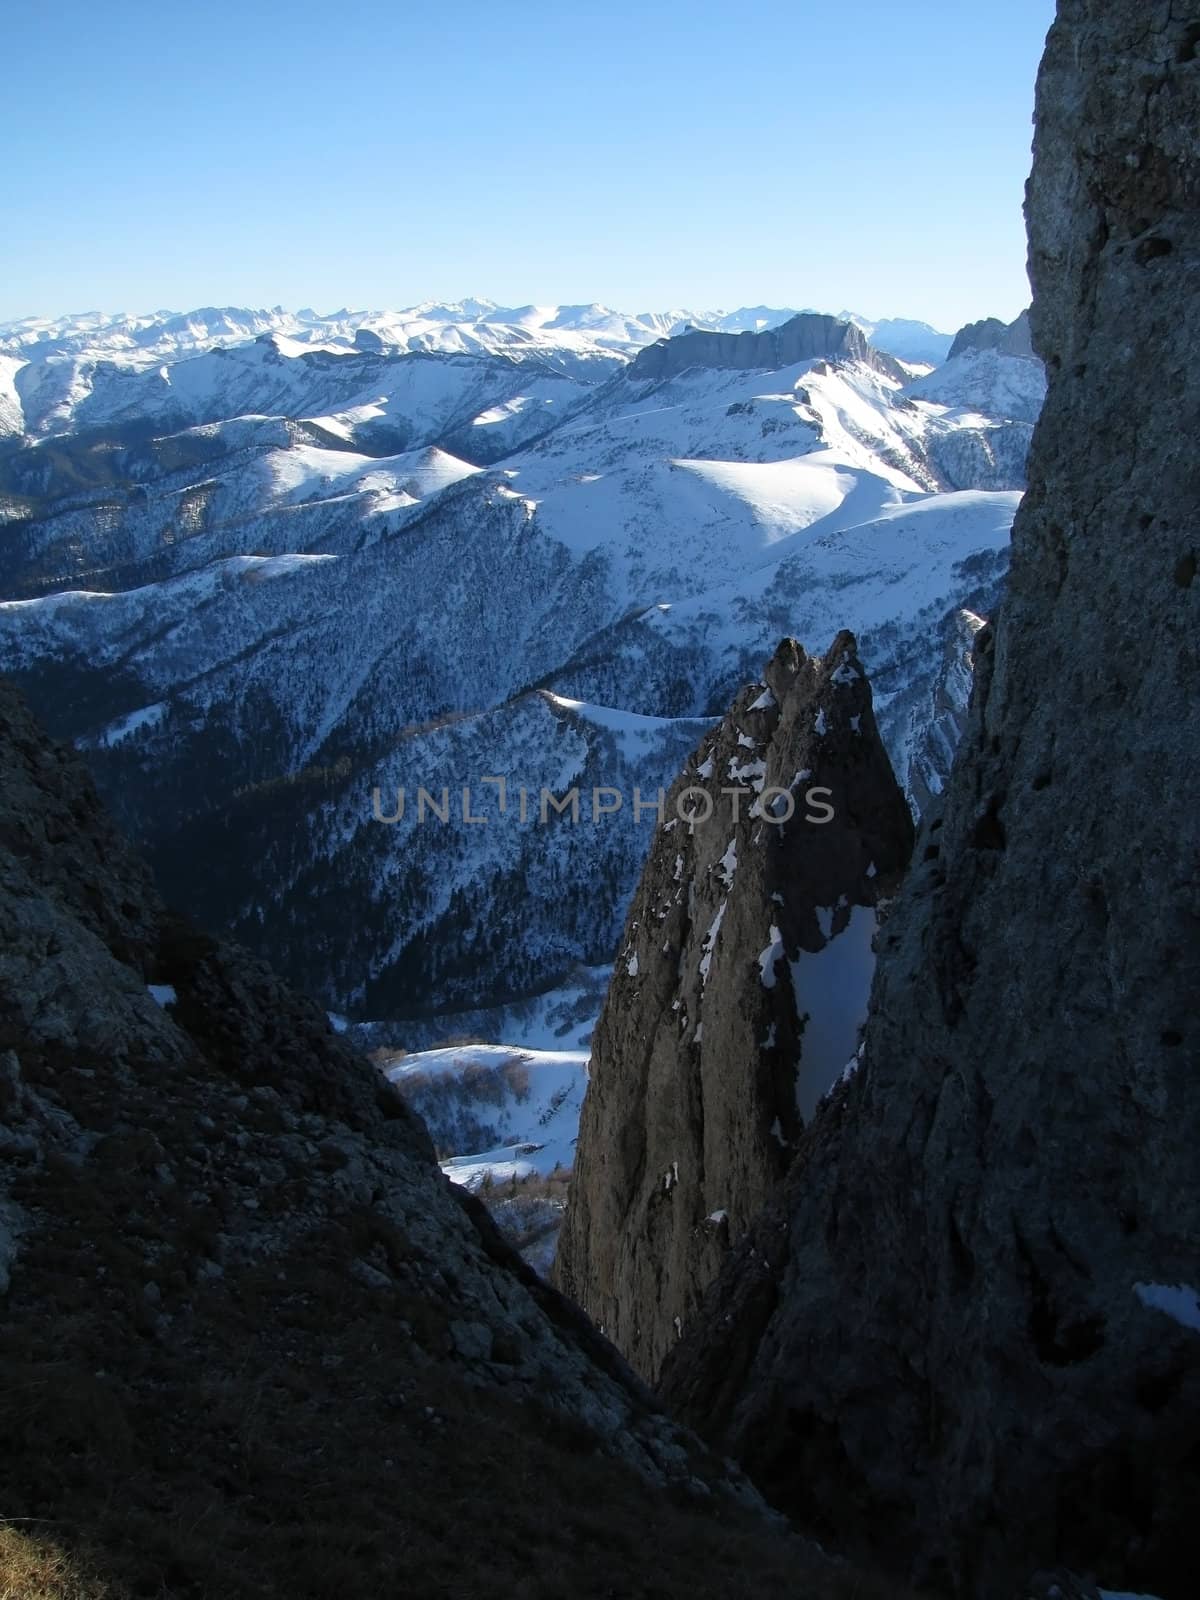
[659,4,1200,1596]
[627,312,906,381]
[555,634,913,1382]
[0,679,893,1599]
[947,309,1035,360]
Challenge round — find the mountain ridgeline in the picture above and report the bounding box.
[627,313,907,382]
[0,299,1036,1027]
[947,308,1035,361]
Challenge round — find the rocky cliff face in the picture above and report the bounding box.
[659,5,1199,1596]
[627,312,905,381]
[0,678,893,1599]
[947,308,1035,360]
[554,634,912,1382]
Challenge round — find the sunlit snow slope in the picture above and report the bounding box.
[0,308,1039,1024]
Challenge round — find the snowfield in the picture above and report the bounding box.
[379,1040,591,1271]
[382,1042,587,1186]
[790,905,878,1121]
[0,298,1041,1239]
[0,301,1036,1048]
[0,354,26,437]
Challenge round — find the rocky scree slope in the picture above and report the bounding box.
[658,4,1200,1596]
[555,633,913,1383]
[0,678,904,1600]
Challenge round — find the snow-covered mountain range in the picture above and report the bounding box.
[0,299,956,441]
[0,301,1042,1032]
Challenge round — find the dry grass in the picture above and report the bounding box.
[0,1526,112,1600]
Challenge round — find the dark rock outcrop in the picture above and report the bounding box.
[628,312,906,383]
[555,634,913,1382]
[0,678,882,1599]
[660,5,1200,1597]
[948,308,1035,360]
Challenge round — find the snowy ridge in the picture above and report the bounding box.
[0,355,25,437]
[0,307,1034,1032]
[905,345,1047,424]
[0,300,961,442]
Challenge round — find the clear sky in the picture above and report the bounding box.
[4,0,1057,330]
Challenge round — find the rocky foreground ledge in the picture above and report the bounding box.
[0,677,899,1599]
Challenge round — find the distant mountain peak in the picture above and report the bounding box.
[626,312,905,382]
[948,308,1034,360]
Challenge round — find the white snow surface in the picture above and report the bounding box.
[0,297,1033,1057]
[905,347,1046,425]
[265,442,480,509]
[84,702,167,749]
[0,354,26,436]
[699,901,727,985]
[385,1044,588,1190]
[717,838,738,886]
[791,907,878,1122]
[541,692,717,762]
[1133,1281,1200,1334]
[757,925,785,989]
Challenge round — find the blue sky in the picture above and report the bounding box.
[4,0,1056,329]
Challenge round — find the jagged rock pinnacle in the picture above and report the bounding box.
[554,633,913,1381]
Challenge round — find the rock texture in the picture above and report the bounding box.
[554,634,913,1382]
[659,5,1200,1597]
[905,607,988,815]
[947,308,1035,360]
[0,678,884,1599]
[628,312,906,382]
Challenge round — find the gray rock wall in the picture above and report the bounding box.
[555,634,912,1382]
[628,313,905,381]
[948,308,1035,360]
[659,5,1200,1595]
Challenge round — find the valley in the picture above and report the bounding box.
[0,299,1040,1215]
